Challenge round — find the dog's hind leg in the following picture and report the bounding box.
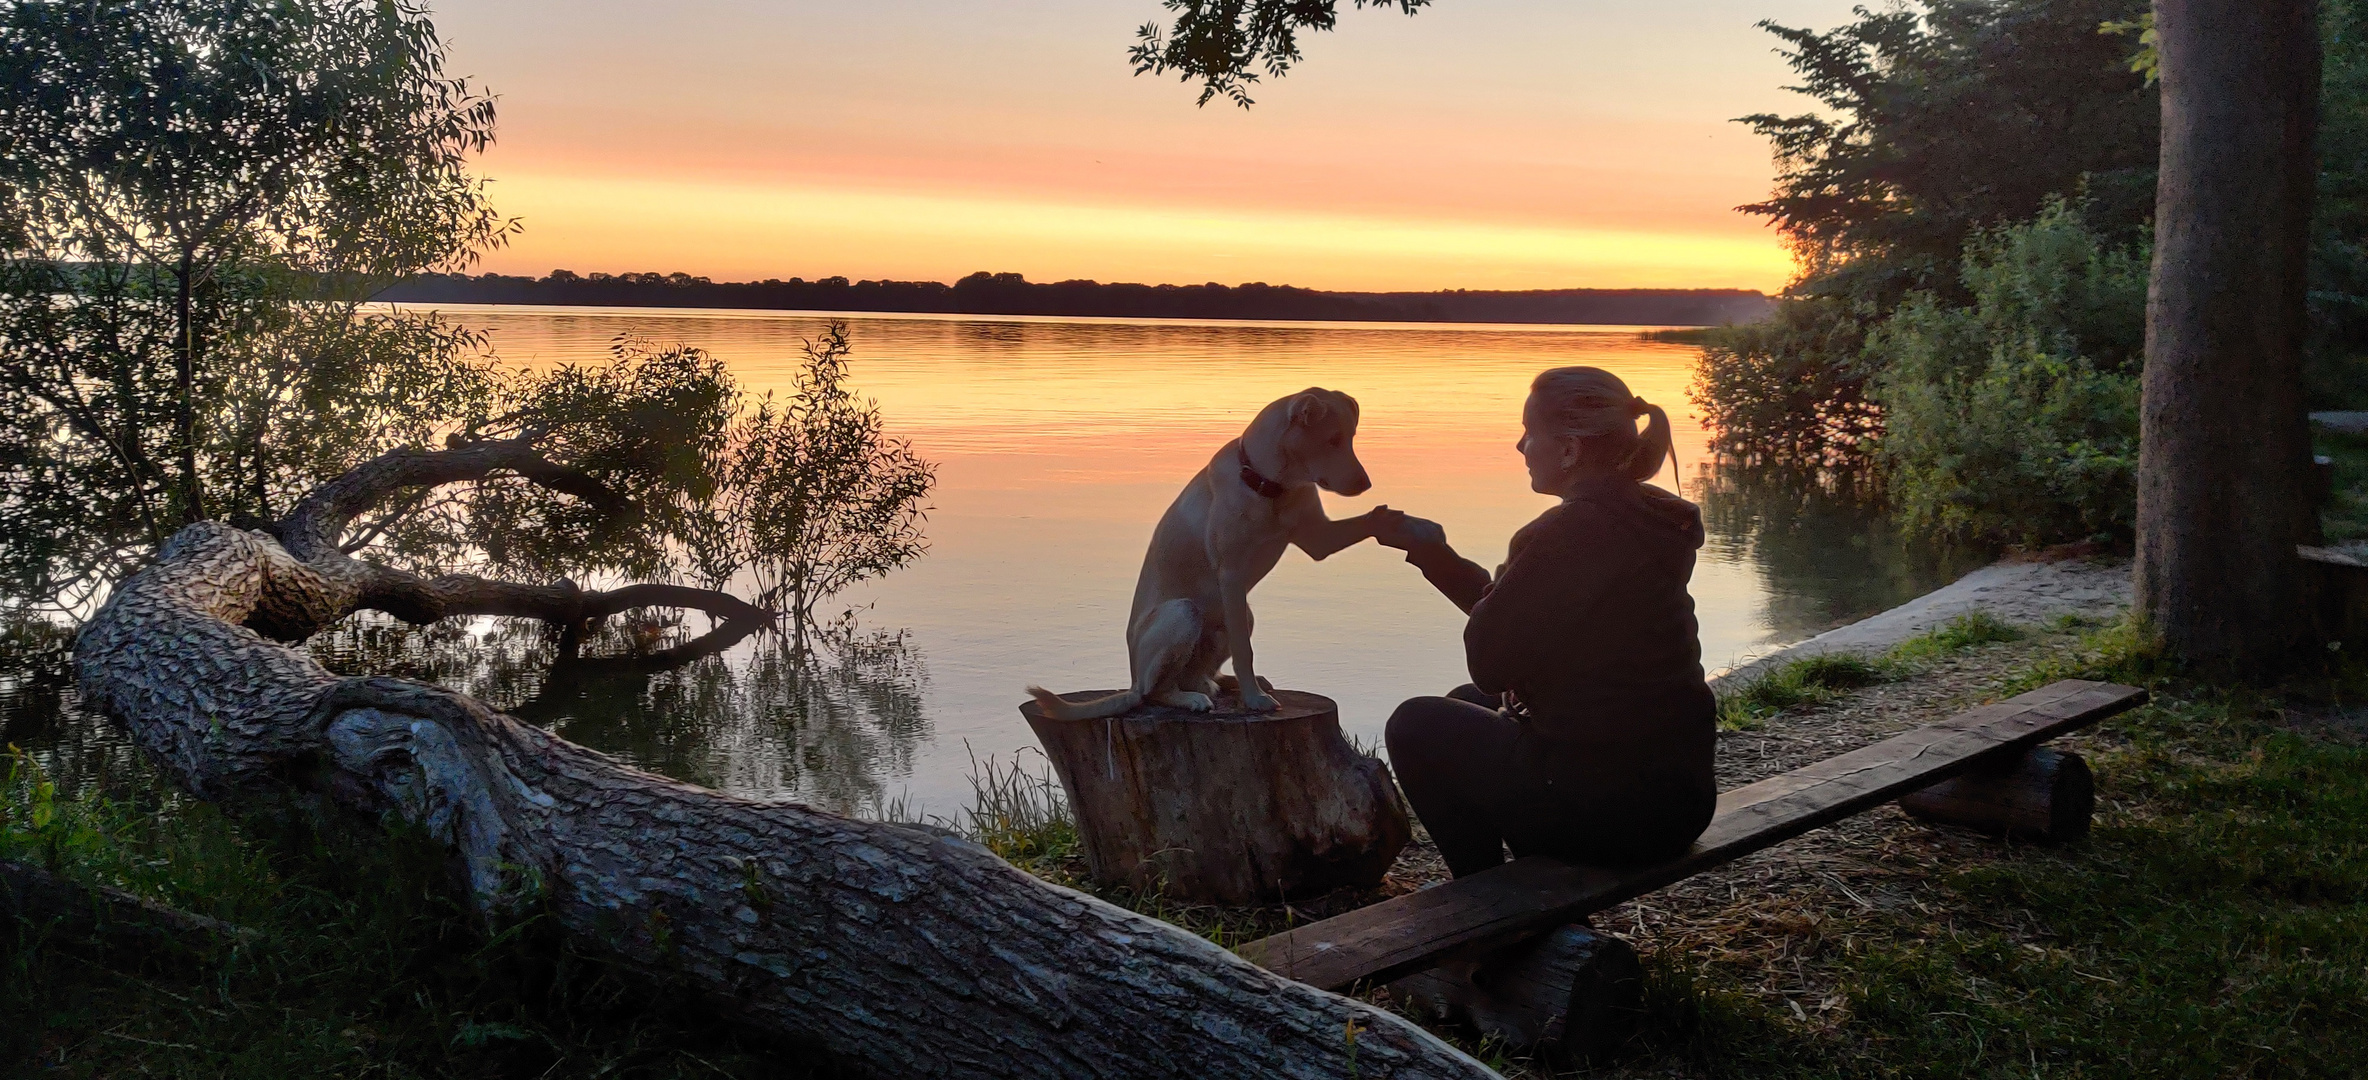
[1132,599,1213,712]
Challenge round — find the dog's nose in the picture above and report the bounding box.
[1337,472,1372,497]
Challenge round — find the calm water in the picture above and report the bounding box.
[1,306,1982,817]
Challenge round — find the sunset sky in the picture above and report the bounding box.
[430,1,1863,293]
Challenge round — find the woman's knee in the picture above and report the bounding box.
[1385,697,1454,755]
[1445,683,1498,708]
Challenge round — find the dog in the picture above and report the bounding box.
[1027,388,1384,720]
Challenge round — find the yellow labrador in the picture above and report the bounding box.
[1028,388,1383,718]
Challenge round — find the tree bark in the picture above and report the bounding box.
[1022,690,1410,904]
[72,445,1495,1078]
[238,436,765,649]
[2136,0,2322,669]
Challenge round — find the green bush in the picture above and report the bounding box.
[1869,199,2148,546]
[1689,296,1881,469]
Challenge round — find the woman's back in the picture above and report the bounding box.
[1464,477,1714,753]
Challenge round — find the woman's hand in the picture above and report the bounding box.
[1369,507,1447,550]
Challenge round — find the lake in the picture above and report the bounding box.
[0,306,1982,818]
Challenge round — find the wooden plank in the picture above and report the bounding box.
[1239,679,2145,990]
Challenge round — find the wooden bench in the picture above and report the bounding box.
[1236,679,2147,1060]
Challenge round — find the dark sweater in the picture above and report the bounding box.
[1404,478,1717,771]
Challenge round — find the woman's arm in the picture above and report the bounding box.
[1405,542,1491,614]
[1373,510,1491,613]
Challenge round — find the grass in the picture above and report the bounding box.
[16,612,2367,1078]
[891,747,1303,950]
[1,751,837,1078]
[1597,619,2368,1079]
[1717,611,2024,730]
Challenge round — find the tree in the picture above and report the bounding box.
[0,0,511,610]
[1704,0,2158,469]
[2135,0,2323,670]
[691,324,936,630]
[1130,0,1429,107]
[1733,0,2158,310]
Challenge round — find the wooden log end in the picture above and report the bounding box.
[1385,923,1643,1066]
[1899,746,2094,843]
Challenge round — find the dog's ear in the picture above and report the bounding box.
[1288,391,1331,428]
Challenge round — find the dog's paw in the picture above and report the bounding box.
[1175,692,1214,713]
[1239,688,1281,713]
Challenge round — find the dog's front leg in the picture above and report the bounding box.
[1218,572,1280,712]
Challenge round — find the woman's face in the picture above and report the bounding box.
[1517,393,1574,496]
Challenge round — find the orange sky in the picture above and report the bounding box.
[429,1,1862,293]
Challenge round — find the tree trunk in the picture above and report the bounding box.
[1022,690,1410,904]
[2136,0,2322,669]
[72,443,1495,1078]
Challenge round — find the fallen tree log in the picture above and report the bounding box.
[75,441,1495,1079]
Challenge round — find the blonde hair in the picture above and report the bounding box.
[1528,366,1675,489]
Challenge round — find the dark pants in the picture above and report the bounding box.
[1384,686,1715,878]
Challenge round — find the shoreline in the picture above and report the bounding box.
[1710,556,2133,691]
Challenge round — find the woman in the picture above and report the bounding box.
[1371,367,1716,877]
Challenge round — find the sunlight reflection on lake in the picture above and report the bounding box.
[431,305,1980,816]
[0,305,1985,819]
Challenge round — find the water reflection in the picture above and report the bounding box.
[303,614,931,815]
[6,310,1986,816]
[1694,461,1993,643]
[0,619,144,794]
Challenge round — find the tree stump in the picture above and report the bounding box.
[1386,923,1643,1067]
[1899,746,2095,843]
[1021,689,1411,904]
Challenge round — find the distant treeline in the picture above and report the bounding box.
[377,270,1775,327]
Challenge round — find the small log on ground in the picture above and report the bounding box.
[1021,690,1410,904]
[73,439,1497,1079]
[1898,746,2095,843]
[1385,924,1642,1067]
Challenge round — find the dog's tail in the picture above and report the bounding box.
[1025,685,1143,721]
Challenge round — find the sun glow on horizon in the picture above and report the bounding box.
[429,0,1862,294]
[480,168,1796,293]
